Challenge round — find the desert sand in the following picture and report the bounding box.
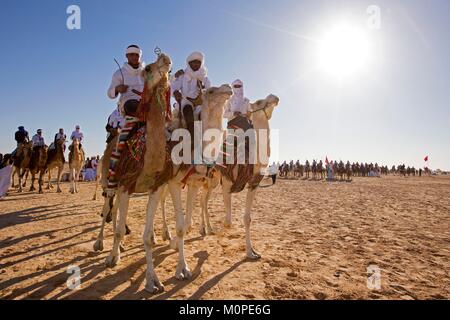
[0,175,449,300]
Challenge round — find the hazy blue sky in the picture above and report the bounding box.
[0,0,449,169]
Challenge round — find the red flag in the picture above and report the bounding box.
[325,156,329,165]
[424,156,429,162]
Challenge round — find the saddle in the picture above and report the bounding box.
[227,115,254,132]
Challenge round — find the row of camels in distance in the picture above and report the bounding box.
[278,159,431,181]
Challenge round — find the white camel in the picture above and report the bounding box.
[220,94,280,259]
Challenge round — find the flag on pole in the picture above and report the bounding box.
[325,156,329,165]
[424,156,429,162]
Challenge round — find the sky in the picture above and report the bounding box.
[0,0,449,169]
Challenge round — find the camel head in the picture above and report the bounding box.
[202,84,233,119]
[141,53,172,100]
[71,138,80,149]
[22,141,33,155]
[250,94,280,121]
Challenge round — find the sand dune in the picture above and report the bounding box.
[0,175,449,300]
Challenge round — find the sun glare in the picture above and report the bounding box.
[318,24,370,78]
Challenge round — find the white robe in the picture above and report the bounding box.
[0,165,12,198]
[107,62,146,114]
[224,80,250,119]
[32,134,45,147]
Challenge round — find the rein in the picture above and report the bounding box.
[250,105,270,120]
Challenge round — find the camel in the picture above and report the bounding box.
[104,53,236,293]
[92,155,103,201]
[100,53,179,286]
[304,160,310,179]
[106,77,232,293]
[13,142,33,192]
[317,160,324,180]
[46,136,66,193]
[11,167,29,189]
[279,162,289,178]
[159,84,232,239]
[220,94,280,260]
[69,138,85,194]
[311,160,317,180]
[345,161,352,181]
[29,146,48,193]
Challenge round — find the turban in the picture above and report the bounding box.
[186,51,205,65]
[230,79,246,111]
[126,46,142,56]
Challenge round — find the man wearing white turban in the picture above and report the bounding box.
[172,51,211,149]
[224,79,253,131]
[224,79,250,119]
[106,44,146,191]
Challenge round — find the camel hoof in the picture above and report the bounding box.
[92,195,97,201]
[57,188,62,193]
[17,189,23,193]
[206,227,216,235]
[119,245,125,253]
[93,240,104,252]
[224,220,232,228]
[29,187,35,192]
[175,265,192,280]
[38,190,43,194]
[105,254,120,268]
[247,249,261,260]
[199,226,206,237]
[125,225,131,235]
[106,212,112,223]
[162,229,172,242]
[144,273,164,294]
[185,224,192,234]
[46,186,51,190]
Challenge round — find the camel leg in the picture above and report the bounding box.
[17,168,23,193]
[38,170,44,194]
[185,183,199,234]
[201,185,215,235]
[93,195,115,252]
[92,174,99,200]
[75,169,80,193]
[23,170,28,187]
[222,179,233,228]
[30,172,36,192]
[69,168,75,194]
[143,187,165,293]
[105,190,129,267]
[244,188,261,260]
[56,166,63,193]
[47,170,52,190]
[160,186,172,242]
[110,195,126,252]
[168,181,191,280]
[11,168,16,188]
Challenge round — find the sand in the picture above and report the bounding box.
[0,175,449,300]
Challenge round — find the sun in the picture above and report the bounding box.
[318,24,370,78]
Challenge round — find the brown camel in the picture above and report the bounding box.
[46,136,66,193]
[29,146,48,193]
[69,138,85,193]
[13,141,33,193]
